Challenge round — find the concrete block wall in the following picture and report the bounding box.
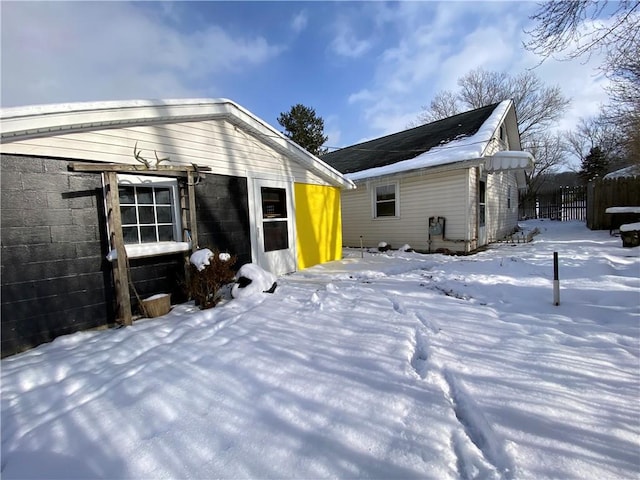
[195,173,252,267]
[1,156,256,357]
[1,154,112,357]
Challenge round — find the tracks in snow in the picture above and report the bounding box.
[384,286,515,479]
[291,272,516,478]
[439,371,515,480]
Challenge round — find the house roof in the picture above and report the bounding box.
[603,164,640,180]
[322,100,521,182]
[0,98,355,190]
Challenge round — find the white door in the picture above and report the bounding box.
[251,178,296,276]
[478,179,487,246]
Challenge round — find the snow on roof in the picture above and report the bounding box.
[0,98,355,190]
[344,100,512,182]
[0,98,230,119]
[620,222,640,232]
[603,164,640,180]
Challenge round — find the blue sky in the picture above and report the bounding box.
[1,1,611,150]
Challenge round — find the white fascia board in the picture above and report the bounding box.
[221,102,355,190]
[1,98,355,190]
[478,99,513,157]
[0,99,236,140]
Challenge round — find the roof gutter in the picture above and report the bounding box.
[348,150,534,187]
[347,157,485,185]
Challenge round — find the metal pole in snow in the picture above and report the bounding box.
[553,251,560,306]
[360,236,364,258]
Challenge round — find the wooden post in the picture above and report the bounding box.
[187,171,199,252]
[104,172,132,326]
[553,251,560,306]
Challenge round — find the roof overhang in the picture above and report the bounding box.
[347,157,485,185]
[485,151,534,172]
[485,151,534,187]
[0,99,355,190]
[345,150,534,187]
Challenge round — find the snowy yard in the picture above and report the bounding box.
[2,220,639,479]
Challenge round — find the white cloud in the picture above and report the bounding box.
[348,89,374,104]
[291,11,308,34]
[341,2,611,142]
[319,112,341,150]
[0,2,284,107]
[329,18,373,58]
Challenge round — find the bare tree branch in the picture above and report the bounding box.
[524,1,639,62]
[415,90,460,125]
[414,68,571,195]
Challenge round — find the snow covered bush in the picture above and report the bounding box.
[378,241,391,252]
[188,248,237,309]
[231,263,277,299]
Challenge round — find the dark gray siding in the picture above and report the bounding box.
[1,154,253,357]
[195,173,252,267]
[1,154,113,357]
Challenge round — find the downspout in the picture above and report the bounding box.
[465,167,471,252]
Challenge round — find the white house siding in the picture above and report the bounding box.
[486,171,519,241]
[342,169,471,252]
[0,119,328,186]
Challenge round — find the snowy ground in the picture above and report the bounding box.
[2,220,639,479]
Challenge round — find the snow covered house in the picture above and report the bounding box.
[0,99,354,356]
[321,100,534,253]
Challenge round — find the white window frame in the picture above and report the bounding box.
[105,174,190,259]
[372,181,399,219]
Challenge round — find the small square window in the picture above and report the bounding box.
[375,184,397,217]
[261,187,287,218]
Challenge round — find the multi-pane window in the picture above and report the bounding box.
[119,184,177,244]
[375,184,397,217]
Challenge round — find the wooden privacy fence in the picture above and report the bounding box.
[587,177,640,230]
[519,185,587,222]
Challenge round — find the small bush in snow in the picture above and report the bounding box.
[188,248,237,309]
[378,242,391,252]
[231,263,277,299]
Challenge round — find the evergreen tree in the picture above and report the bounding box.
[579,146,609,182]
[277,104,328,156]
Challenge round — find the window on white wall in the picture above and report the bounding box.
[507,185,512,209]
[374,183,397,217]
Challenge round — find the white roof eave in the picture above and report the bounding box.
[0,98,355,190]
[347,157,485,184]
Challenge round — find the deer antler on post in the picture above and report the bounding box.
[133,142,172,169]
[154,150,171,168]
[133,142,151,169]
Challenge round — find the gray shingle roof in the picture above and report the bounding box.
[322,102,500,175]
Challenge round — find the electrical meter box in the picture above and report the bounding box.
[428,216,446,237]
